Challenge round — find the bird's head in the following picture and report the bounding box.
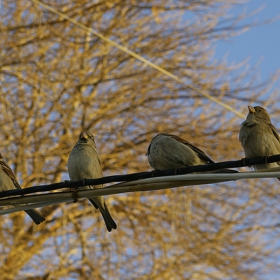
[78,132,96,146]
[247,105,271,122]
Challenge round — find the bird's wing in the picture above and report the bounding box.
[169,134,215,164]
[0,161,21,190]
[269,123,280,142]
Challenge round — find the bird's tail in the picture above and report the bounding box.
[25,209,45,225]
[89,199,117,232]
[100,203,117,232]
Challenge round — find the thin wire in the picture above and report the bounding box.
[31,0,245,119]
[0,198,72,215]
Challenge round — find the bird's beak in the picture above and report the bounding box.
[248,106,255,113]
[79,132,88,140]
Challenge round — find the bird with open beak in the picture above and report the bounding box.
[239,105,280,171]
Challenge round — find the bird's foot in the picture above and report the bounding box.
[68,179,82,203]
[71,188,79,203]
[265,156,269,164]
[151,170,160,177]
[242,157,251,167]
[174,168,181,175]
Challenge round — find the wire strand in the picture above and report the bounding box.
[31,0,245,119]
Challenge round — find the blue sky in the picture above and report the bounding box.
[215,1,280,91]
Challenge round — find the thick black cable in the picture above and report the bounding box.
[0,154,280,198]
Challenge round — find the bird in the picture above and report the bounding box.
[67,132,117,232]
[146,133,236,172]
[239,105,280,170]
[0,153,45,225]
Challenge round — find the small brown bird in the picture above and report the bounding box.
[68,132,117,232]
[0,153,45,225]
[146,133,236,172]
[239,105,280,170]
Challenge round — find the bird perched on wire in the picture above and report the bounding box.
[146,133,236,172]
[239,105,280,171]
[0,153,45,225]
[68,132,117,232]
